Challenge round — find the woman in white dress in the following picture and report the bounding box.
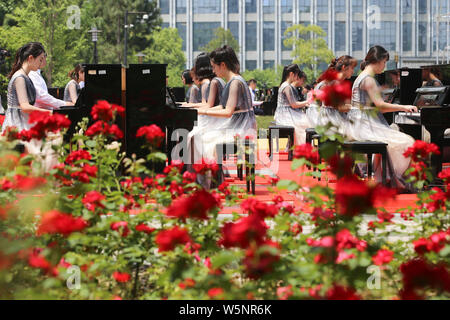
[274,64,310,145]
[193,46,257,188]
[63,64,84,104]
[313,56,357,138]
[181,69,200,103]
[349,45,417,190]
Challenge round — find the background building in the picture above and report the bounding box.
[159,0,450,71]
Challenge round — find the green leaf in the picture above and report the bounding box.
[211,251,237,269]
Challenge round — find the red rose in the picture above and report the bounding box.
[404,140,440,162]
[326,284,361,300]
[328,154,353,178]
[372,249,394,266]
[86,120,110,137]
[136,124,165,148]
[108,124,124,139]
[218,214,268,249]
[164,160,184,174]
[37,210,88,236]
[320,80,352,108]
[293,143,320,164]
[110,221,130,237]
[192,158,220,176]
[155,226,191,252]
[135,224,155,234]
[65,150,92,165]
[241,198,279,218]
[113,271,131,283]
[290,223,302,235]
[207,287,224,299]
[91,101,124,122]
[0,114,4,126]
[13,175,47,191]
[243,241,280,279]
[21,111,71,140]
[182,171,197,184]
[277,285,293,300]
[166,190,219,221]
[82,191,106,211]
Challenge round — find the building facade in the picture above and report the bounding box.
[159,0,450,71]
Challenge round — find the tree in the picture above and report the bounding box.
[0,0,95,87]
[200,27,240,54]
[242,66,283,90]
[141,28,186,88]
[284,24,334,82]
[91,0,161,65]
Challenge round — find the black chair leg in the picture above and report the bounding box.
[288,133,294,161]
[381,150,387,186]
[367,153,373,180]
[268,129,273,160]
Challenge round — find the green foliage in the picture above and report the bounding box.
[141,27,186,88]
[200,27,240,54]
[284,24,334,82]
[242,66,283,89]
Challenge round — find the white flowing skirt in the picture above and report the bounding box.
[347,108,414,181]
[274,105,311,145]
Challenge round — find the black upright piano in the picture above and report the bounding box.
[55,63,197,168]
[394,64,450,180]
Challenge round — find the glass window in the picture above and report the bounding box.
[162,22,170,29]
[352,0,363,13]
[245,0,257,13]
[335,21,346,51]
[352,21,363,51]
[335,0,346,13]
[193,22,221,51]
[434,22,447,51]
[263,0,275,14]
[282,59,292,66]
[193,0,221,14]
[317,0,328,13]
[418,0,427,14]
[246,60,257,71]
[369,0,396,14]
[402,22,412,52]
[228,0,239,13]
[299,0,311,13]
[176,22,187,51]
[369,21,396,51]
[402,0,412,14]
[281,0,293,13]
[160,0,169,14]
[263,22,275,51]
[281,21,293,51]
[228,21,239,42]
[419,22,427,52]
[263,60,274,69]
[246,22,257,51]
[176,0,186,14]
[317,21,329,45]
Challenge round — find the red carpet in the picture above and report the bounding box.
[219,150,420,215]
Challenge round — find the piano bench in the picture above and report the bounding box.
[216,141,256,195]
[268,124,295,160]
[343,141,388,186]
[306,128,317,146]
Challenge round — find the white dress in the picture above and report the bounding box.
[348,73,415,187]
[274,81,311,145]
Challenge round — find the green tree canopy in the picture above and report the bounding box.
[284,24,334,82]
[141,27,186,88]
[200,27,240,54]
[242,66,283,89]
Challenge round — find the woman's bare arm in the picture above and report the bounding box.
[16,77,52,114]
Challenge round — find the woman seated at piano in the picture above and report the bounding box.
[192,46,256,188]
[1,42,52,136]
[349,45,417,191]
[274,64,310,145]
[181,69,200,103]
[311,56,357,138]
[63,64,84,104]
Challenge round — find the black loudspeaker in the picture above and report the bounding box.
[125,64,167,161]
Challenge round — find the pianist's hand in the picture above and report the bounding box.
[65,101,75,107]
[402,105,418,113]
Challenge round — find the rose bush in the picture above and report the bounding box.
[0,101,448,300]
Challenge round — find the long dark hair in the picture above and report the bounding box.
[68,64,85,81]
[8,42,46,79]
[182,69,193,85]
[209,45,240,74]
[361,46,390,71]
[193,52,215,81]
[318,55,357,82]
[280,64,301,86]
